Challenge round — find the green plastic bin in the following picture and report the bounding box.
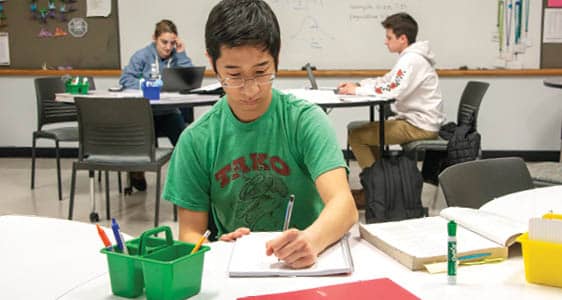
[101,226,209,300]
[65,79,89,95]
[101,243,144,298]
[138,227,210,300]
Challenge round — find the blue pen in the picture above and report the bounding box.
[111,218,128,254]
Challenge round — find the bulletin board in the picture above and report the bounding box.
[0,0,119,69]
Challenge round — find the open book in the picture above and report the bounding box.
[228,232,353,277]
[359,206,527,271]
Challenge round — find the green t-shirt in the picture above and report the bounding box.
[163,89,346,237]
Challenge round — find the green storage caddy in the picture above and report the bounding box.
[101,226,210,300]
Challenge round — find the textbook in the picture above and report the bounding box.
[228,232,353,277]
[237,278,419,300]
[359,206,528,271]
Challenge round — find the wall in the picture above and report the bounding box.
[1,76,560,152]
[117,0,542,70]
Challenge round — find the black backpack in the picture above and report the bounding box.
[360,154,425,223]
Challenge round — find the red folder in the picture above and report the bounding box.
[237,278,420,300]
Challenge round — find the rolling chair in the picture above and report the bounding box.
[68,98,174,226]
[438,157,534,208]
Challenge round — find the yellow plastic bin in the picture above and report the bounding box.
[138,227,210,300]
[517,233,562,288]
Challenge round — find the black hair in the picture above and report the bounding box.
[381,13,418,44]
[154,19,178,38]
[205,0,281,72]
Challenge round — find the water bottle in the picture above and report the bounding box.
[142,63,163,99]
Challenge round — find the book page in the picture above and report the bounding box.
[361,217,502,259]
[228,232,353,277]
[440,207,527,246]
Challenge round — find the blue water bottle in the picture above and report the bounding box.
[141,63,163,100]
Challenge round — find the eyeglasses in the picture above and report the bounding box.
[219,73,276,88]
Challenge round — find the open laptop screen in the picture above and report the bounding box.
[161,66,206,92]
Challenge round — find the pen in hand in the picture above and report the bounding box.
[282,194,295,232]
[191,230,211,254]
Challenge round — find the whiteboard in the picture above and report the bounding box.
[118,0,542,70]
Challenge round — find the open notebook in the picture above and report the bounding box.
[359,206,528,271]
[228,232,353,277]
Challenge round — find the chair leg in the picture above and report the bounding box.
[68,163,77,220]
[155,170,161,227]
[117,171,122,194]
[55,140,62,201]
[31,135,37,189]
[105,171,110,220]
[89,170,99,222]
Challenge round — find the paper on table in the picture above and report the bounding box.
[228,232,353,277]
[283,89,340,104]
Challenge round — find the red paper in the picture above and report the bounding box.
[548,0,562,7]
[237,278,420,300]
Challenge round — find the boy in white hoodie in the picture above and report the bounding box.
[338,13,445,171]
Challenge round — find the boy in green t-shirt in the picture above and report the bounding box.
[163,0,358,269]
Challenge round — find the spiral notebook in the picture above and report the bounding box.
[228,232,353,277]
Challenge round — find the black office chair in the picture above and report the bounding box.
[31,76,97,200]
[401,81,490,160]
[68,98,173,226]
[438,157,534,208]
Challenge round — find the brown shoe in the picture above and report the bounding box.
[351,189,365,209]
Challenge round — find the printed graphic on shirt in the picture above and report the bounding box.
[215,153,291,188]
[375,69,406,94]
[235,171,289,230]
[214,153,291,231]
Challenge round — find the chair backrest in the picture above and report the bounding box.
[34,77,75,129]
[438,157,534,208]
[75,98,156,161]
[34,76,97,130]
[456,81,489,130]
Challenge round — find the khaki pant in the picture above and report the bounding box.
[349,119,438,169]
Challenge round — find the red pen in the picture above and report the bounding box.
[96,224,113,251]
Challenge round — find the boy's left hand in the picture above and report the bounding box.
[219,227,250,241]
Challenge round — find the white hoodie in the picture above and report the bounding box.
[355,41,445,132]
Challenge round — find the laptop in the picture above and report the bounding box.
[303,62,339,93]
[161,66,206,92]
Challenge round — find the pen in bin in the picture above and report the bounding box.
[96,224,113,251]
[111,218,128,254]
[191,230,211,254]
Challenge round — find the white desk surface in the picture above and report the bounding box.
[60,187,562,300]
[55,89,220,106]
[0,215,131,299]
[6,187,562,299]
